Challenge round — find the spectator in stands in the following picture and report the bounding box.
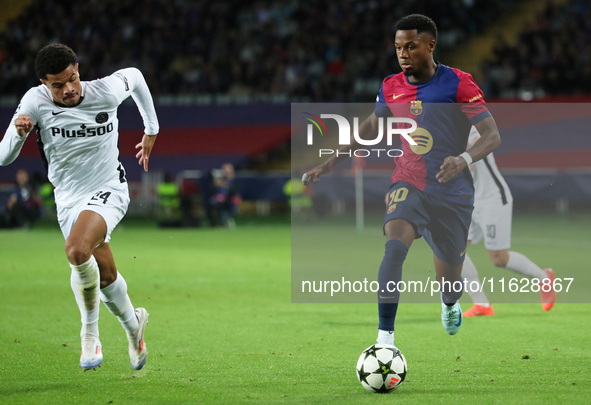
[209,163,241,228]
[0,0,517,103]
[1,168,42,228]
[479,0,590,99]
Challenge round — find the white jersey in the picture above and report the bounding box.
[468,127,512,208]
[0,68,158,208]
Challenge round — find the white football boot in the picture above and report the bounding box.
[128,308,149,370]
[80,335,102,370]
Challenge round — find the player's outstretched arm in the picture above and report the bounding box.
[135,134,157,172]
[114,68,159,172]
[436,116,500,183]
[468,116,501,162]
[0,114,33,166]
[302,112,379,186]
[125,68,159,136]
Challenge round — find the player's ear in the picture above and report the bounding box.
[40,79,47,87]
[428,39,436,52]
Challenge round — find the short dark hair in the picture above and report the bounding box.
[395,14,437,42]
[35,44,77,80]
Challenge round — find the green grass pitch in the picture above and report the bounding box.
[0,213,590,404]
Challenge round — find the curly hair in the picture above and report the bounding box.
[395,14,438,41]
[34,44,77,80]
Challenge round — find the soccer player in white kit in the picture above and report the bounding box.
[0,44,158,370]
[461,127,556,316]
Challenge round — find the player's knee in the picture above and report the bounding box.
[100,274,116,288]
[489,252,509,268]
[64,240,92,265]
[384,239,409,262]
[99,268,117,288]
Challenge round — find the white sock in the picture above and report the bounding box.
[505,251,546,279]
[377,329,394,345]
[70,256,100,338]
[461,253,490,306]
[100,272,138,338]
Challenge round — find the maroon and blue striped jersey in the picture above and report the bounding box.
[375,62,490,205]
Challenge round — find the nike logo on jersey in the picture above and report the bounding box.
[392,93,405,100]
[52,111,66,115]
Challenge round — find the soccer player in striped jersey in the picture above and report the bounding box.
[303,14,501,347]
[0,44,157,370]
[462,127,556,316]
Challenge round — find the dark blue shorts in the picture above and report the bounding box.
[384,181,473,265]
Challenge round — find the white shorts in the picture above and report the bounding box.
[57,183,130,244]
[468,202,512,251]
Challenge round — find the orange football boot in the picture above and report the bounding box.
[463,304,495,317]
[540,268,556,311]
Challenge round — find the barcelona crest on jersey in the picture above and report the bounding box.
[410,100,423,115]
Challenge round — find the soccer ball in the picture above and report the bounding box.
[356,344,407,393]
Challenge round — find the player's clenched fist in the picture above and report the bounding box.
[14,115,34,137]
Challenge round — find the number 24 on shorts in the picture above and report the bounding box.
[88,191,112,205]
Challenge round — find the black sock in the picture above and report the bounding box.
[378,239,408,331]
[441,276,464,306]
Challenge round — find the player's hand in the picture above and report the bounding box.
[135,133,157,172]
[6,194,17,209]
[302,163,331,186]
[14,115,33,137]
[436,155,467,183]
[384,192,390,206]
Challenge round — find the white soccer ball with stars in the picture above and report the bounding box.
[356,344,407,393]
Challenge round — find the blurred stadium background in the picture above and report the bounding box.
[0,0,590,225]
